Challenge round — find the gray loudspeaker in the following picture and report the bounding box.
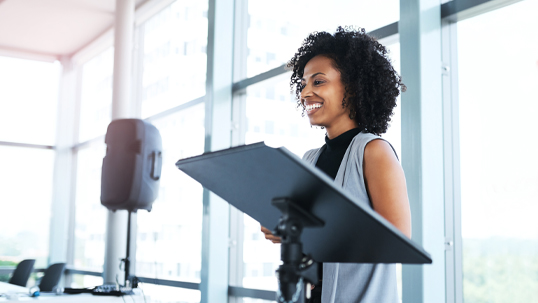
[101,119,162,212]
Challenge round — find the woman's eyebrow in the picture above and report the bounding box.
[301,72,326,81]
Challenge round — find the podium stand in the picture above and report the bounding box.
[176,142,432,302]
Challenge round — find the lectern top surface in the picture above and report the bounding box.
[176,142,432,264]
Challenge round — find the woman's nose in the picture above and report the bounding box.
[301,82,312,100]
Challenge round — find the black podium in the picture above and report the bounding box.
[176,142,432,302]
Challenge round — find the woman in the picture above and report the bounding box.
[261,26,411,303]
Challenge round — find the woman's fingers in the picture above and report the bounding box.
[260,226,282,243]
[260,226,272,234]
[265,234,282,243]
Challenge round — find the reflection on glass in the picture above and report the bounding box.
[136,103,205,283]
[0,56,59,145]
[79,48,114,143]
[141,1,208,118]
[73,142,108,271]
[244,0,399,78]
[0,146,54,268]
[458,1,538,302]
[139,283,200,303]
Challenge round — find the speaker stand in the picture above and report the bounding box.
[121,210,137,288]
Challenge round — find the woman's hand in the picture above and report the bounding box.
[261,226,282,243]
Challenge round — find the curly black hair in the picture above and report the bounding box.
[287,26,405,135]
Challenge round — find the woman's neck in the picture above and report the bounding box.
[325,119,359,139]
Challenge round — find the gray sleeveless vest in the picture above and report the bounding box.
[302,132,399,303]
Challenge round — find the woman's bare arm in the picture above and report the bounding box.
[363,139,412,238]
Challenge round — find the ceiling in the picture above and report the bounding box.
[0,0,146,60]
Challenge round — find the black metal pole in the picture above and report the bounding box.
[272,198,322,303]
[124,210,131,287]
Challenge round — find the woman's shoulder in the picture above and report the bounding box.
[348,132,382,154]
[348,132,398,162]
[352,131,382,143]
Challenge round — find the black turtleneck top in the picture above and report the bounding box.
[315,128,362,179]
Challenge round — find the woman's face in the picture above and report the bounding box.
[300,55,356,138]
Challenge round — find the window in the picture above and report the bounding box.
[237,73,324,291]
[0,146,54,268]
[73,48,116,273]
[457,1,538,302]
[136,101,205,284]
[0,56,60,145]
[73,141,108,272]
[140,1,208,118]
[78,48,114,143]
[0,56,59,270]
[243,0,399,78]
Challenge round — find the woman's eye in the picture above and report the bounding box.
[299,84,306,91]
[314,80,324,85]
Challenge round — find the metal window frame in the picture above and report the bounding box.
[0,141,54,150]
[230,21,400,95]
[228,286,277,301]
[227,1,248,302]
[199,0,235,302]
[441,18,464,303]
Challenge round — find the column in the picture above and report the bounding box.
[103,0,136,285]
[399,0,446,302]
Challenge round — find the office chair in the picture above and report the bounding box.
[38,263,66,292]
[8,259,35,287]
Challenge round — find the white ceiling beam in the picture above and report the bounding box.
[0,45,58,62]
[70,0,175,66]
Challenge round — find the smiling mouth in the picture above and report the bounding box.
[305,103,323,112]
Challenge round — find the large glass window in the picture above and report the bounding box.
[0,146,54,269]
[78,48,114,143]
[73,141,108,272]
[239,73,325,291]
[457,1,538,302]
[136,102,205,285]
[73,47,116,274]
[0,56,60,145]
[140,1,208,118]
[243,0,399,78]
[244,73,326,155]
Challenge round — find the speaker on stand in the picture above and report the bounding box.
[101,119,163,289]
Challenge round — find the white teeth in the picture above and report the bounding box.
[305,103,322,111]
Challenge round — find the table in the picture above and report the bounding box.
[0,283,145,303]
[0,282,29,295]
